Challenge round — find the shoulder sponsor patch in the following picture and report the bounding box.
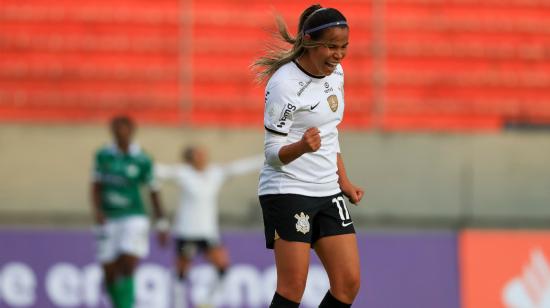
[276,103,296,129]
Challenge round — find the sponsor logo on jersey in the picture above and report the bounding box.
[101,174,129,186]
[294,212,310,234]
[297,79,312,97]
[310,101,320,111]
[276,103,296,128]
[106,192,130,207]
[327,95,338,112]
[324,82,334,94]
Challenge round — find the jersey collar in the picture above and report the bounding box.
[292,60,326,79]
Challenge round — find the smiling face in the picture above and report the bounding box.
[301,26,349,76]
[111,121,134,151]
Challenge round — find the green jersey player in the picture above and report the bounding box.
[91,115,168,308]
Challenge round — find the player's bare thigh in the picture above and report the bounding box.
[314,233,360,304]
[273,239,311,303]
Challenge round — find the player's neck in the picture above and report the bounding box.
[116,142,130,154]
[295,55,324,78]
[193,165,206,171]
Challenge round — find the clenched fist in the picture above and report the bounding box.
[300,127,321,153]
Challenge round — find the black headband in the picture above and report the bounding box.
[304,20,348,34]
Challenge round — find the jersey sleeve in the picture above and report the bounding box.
[335,64,344,154]
[264,81,299,136]
[264,131,286,167]
[335,128,341,153]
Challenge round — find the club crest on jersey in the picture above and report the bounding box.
[294,212,310,234]
[126,164,139,178]
[327,95,338,112]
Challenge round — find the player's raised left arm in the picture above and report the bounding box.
[154,163,178,181]
[222,154,264,179]
[337,153,364,204]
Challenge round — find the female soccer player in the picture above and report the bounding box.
[91,116,168,308]
[156,145,263,307]
[253,5,364,308]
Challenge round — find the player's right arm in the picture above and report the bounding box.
[263,81,321,166]
[277,127,320,164]
[91,150,105,225]
[91,182,105,225]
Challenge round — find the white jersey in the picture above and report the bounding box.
[156,156,263,239]
[258,61,345,197]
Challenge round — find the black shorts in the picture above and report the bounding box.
[174,237,220,259]
[259,192,355,249]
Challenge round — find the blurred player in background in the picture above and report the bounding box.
[91,115,168,308]
[254,4,364,308]
[156,145,263,307]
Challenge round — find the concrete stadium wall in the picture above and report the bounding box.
[0,124,549,228]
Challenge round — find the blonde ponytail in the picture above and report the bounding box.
[252,5,324,82]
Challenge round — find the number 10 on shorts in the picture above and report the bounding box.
[332,196,350,221]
